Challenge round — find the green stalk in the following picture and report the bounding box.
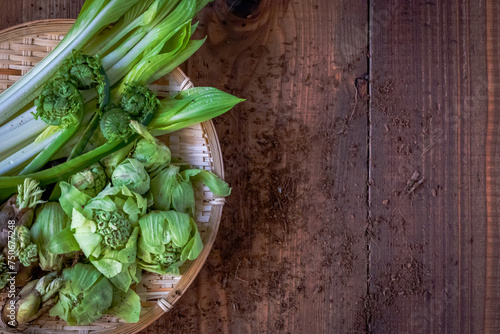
[68,66,111,160]
[68,113,101,161]
[0,134,139,202]
[0,111,156,201]
[20,114,84,175]
[0,0,141,125]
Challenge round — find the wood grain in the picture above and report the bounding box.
[368,1,492,333]
[4,0,500,333]
[144,1,369,333]
[0,0,85,30]
[486,1,500,331]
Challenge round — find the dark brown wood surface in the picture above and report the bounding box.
[2,0,500,333]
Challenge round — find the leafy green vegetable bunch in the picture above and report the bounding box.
[0,0,245,328]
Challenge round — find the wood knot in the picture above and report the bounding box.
[225,0,262,19]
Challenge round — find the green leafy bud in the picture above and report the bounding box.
[35,271,65,303]
[31,202,70,271]
[49,264,113,325]
[137,211,203,275]
[18,244,38,268]
[94,209,132,249]
[51,184,147,291]
[120,84,159,123]
[12,226,38,267]
[100,108,133,142]
[111,158,150,195]
[16,178,45,210]
[58,50,101,88]
[57,50,110,108]
[33,78,83,128]
[68,163,108,198]
[150,166,230,217]
[130,121,171,174]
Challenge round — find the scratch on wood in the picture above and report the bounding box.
[403,170,424,194]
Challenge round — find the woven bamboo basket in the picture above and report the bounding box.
[0,19,224,333]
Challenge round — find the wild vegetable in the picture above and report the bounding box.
[137,210,202,275]
[20,79,84,175]
[100,108,134,142]
[120,84,159,123]
[101,143,134,178]
[49,263,113,326]
[68,162,108,198]
[11,226,38,267]
[1,271,64,329]
[0,178,44,249]
[130,122,171,175]
[0,0,210,178]
[150,165,230,216]
[0,0,141,125]
[59,50,110,160]
[0,0,242,327]
[53,183,146,291]
[111,158,150,195]
[149,87,245,136]
[30,203,70,271]
[107,286,141,323]
[0,86,242,202]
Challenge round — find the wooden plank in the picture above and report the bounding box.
[368,1,491,332]
[142,0,369,333]
[0,0,85,30]
[485,1,500,330]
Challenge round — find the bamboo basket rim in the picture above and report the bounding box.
[0,19,224,334]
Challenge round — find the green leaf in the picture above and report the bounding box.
[117,227,139,264]
[59,181,91,217]
[181,169,231,197]
[128,262,142,283]
[71,209,97,232]
[150,165,180,210]
[180,218,203,261]
[72,276,113,325]
[188,218,203,260]
[171,179,195,216]
[150,87,245,136]
[138,211,167,254]
[47,226,80,254]
[162,211,190,248]
[74,231,102,258]
[107,287,141,323]
[62,263,102,295]
[148,37,206,84]
[49,292,74,324]
[91,257,123,278]
[31,202,71,270]
[109,269,132,292]
[120,20,192,86]
[85,196,117,212]
[111,158,150,195]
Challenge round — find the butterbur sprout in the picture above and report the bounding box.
[111,158,151,195]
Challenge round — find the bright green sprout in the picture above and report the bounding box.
[94,209,132,249]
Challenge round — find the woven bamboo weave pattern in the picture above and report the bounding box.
[0,20,224,334]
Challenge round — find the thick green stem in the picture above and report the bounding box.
[0,134,139,202]
[68,112,101,161]
[68,67,111,161]
[20,122,83,175]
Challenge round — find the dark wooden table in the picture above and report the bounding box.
[3,0,500,333]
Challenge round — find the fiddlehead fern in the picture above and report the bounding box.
[100,108,133,142]
[33,79,83,128]
[120,84,159,123]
